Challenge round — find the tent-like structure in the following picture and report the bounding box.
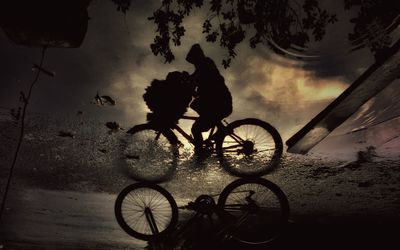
[286,38,400,159]
[310,80,400,160]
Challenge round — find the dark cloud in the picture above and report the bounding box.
[297,0,376,81]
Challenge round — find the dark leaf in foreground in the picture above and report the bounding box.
[94,91,104,106]
[358,181,373,188]
[125,154,139,160]
[106,121,122,131]
[101,95,116,105]
[147,0,337,67]
[58,131,74,138]
[10,107,21,122]
[93,91,116,106]
[99,149,107,154]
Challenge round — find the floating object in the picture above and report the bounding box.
[0,0,91,48]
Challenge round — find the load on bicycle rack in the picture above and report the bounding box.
[115,178,290,248]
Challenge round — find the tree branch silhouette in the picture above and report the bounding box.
[0,46,47,221]
[111,0,399,67]
[146,0,337,68]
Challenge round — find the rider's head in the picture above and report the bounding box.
[186,44,205,65]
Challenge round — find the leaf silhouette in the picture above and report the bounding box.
[98,149,107,154]
[125,154,139,160]
[58,131,74,138]
[94,91,104,106]
[10,107,21,122]
[147,0,337,66]
[105,121,122,131]
[93,91,116,106]
[101,95,116,105]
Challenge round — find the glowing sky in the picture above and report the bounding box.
[0,0,376,140]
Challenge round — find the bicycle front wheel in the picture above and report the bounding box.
[124,124,178,182]
[216,118,283,177]
[115,183,179,241]
[217,178,289,245]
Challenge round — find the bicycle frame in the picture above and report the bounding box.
[115,178,289,245]
[170,115,219,146]
[171,116,245,151]
[172,192,255,245]
[144,207,160,235]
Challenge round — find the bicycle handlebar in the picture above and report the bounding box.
[181,115,198,120]
[181,115,228,126]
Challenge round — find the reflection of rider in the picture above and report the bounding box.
[186,44,233,154]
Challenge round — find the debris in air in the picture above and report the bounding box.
[93,91,116,106]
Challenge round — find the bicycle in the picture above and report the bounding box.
[124,116,283,181]
[114,178,290,248]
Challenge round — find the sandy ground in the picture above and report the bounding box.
[0,117,399,249]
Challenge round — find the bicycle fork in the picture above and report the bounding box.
[144,207,160,235]
[145,207,167,250]
[214,207,251,243]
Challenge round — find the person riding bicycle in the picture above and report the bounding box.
[186,44,233,155]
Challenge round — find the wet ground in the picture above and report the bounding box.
[0,117,399,249]
[0,189,144,250]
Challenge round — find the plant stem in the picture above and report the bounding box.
[0,46,47,221]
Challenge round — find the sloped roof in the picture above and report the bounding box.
[287,38,400,154]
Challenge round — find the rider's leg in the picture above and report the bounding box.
[206,118,225,141]
[191,116,215,154]
[160,127,179,144]
[191,119,204,154]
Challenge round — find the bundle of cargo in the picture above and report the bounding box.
[143,71,194,126]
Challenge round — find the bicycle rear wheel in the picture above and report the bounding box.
[216,118,283,177]
[217,178,289,245]
[124,124,178,182]
[115,183,179,241]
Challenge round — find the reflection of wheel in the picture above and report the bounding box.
[124,124,178,182]
[216,118,283,177]
[217,178,290,245]
[115,183,179,240]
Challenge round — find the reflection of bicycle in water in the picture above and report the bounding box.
[124,116,283,181]
[114,178,290,248]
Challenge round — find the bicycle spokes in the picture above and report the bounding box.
[219,121,281,176]
[120,188,174,236]
[219,182,287,244]
[124,127,178,182]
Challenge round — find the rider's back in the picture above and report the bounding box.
[192,57,232,119]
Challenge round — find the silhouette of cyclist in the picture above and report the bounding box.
[186,44,233,155]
